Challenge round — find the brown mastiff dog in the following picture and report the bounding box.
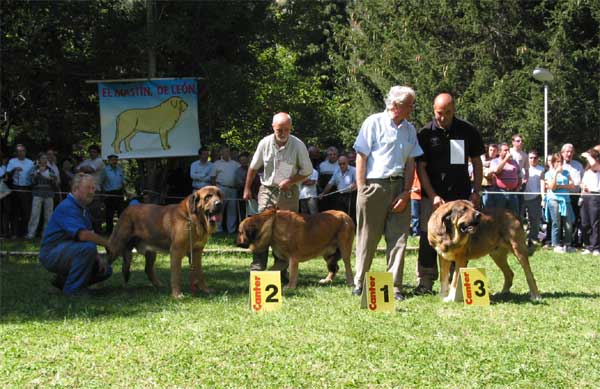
[236,209,355,289]
[428,200,541,302]
[108,186,223,297]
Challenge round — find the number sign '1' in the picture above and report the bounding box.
[360,272,395,312]
[250,271,282,312]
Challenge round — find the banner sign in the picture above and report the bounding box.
[98,78,200,159]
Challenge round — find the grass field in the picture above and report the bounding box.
[1,235,599,387]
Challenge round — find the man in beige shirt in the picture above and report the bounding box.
[243,112,313,275]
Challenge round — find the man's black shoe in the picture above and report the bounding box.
[352,287,362,296]
[414,285,434,296]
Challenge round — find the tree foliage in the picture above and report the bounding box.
[1,0,599,160]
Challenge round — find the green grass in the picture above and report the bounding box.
[1,237,599,387]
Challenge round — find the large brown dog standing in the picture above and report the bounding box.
[236,209,355,289]
[109,186,223,298]
[427,200,541,302]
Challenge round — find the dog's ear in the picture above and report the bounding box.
[188,191,201,214]
[443,210,454,236]
[246,224,258,242]
[429,205,454,238]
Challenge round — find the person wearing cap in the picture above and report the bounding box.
[243,112,313,277]
[76,145,105,233]
[352,85,423,301]
[102,154,125,235]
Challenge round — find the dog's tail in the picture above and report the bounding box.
[107,208,135,263]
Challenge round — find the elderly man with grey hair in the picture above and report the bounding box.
[243,112,313,278]
[39,173,113,296]
[352,85,423,301]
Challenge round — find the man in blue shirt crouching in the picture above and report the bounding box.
[40,173,113,295]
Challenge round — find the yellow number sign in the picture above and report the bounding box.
[360,272,395,312]
[250,271,282,312]
[457,268,490,306]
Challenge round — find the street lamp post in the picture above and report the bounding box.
[532,67,554,165]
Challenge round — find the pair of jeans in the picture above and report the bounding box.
[410,199,420,235]
[486,188,519,217]
[523,196,542,242]
[40,241,112,294]
[547,198,573,247]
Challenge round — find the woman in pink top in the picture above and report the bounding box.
[486,143,521,216]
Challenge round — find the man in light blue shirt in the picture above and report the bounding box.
[320,156,357,222]
[352,86,423,301]
[7,144,34,237]
[190,147,213,191]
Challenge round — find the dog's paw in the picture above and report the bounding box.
[318,278,333,285]
[171,292,184,299]
[530,293,542,301]
[443,288,456,302]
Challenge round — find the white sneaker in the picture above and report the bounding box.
[565,246,576,253]
[593,250,600,256]
[581,249,593,255]
[553,246,566,253]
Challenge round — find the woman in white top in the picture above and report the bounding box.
[580,148,600,255]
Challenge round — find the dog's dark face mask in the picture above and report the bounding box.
[455,203,481,235]
[236,222,257,248]
[190,187,224,226]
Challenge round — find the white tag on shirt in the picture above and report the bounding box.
[450,139,465,165]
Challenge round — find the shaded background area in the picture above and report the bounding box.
[2,0,599,163]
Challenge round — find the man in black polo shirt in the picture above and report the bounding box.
[415,93,485,294]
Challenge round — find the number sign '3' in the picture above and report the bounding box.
[457,268,490,306]
[250,271,282,312]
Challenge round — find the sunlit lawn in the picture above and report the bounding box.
[1,236,599,387]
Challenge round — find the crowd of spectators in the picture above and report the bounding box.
[1,133,598,265]
[0,140,359,241]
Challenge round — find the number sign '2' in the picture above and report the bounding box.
[456,268,490,306]
[250,271,282,312]
[360,272,395,312]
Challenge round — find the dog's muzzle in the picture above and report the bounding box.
[459,212,480,234]
[235,230,250,248]
[208,200,224,224]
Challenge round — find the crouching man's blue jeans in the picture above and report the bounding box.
[40,241,112,295]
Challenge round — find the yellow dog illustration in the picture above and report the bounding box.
[112,96,188,153]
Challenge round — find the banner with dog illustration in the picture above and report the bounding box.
[98,78,200,159]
